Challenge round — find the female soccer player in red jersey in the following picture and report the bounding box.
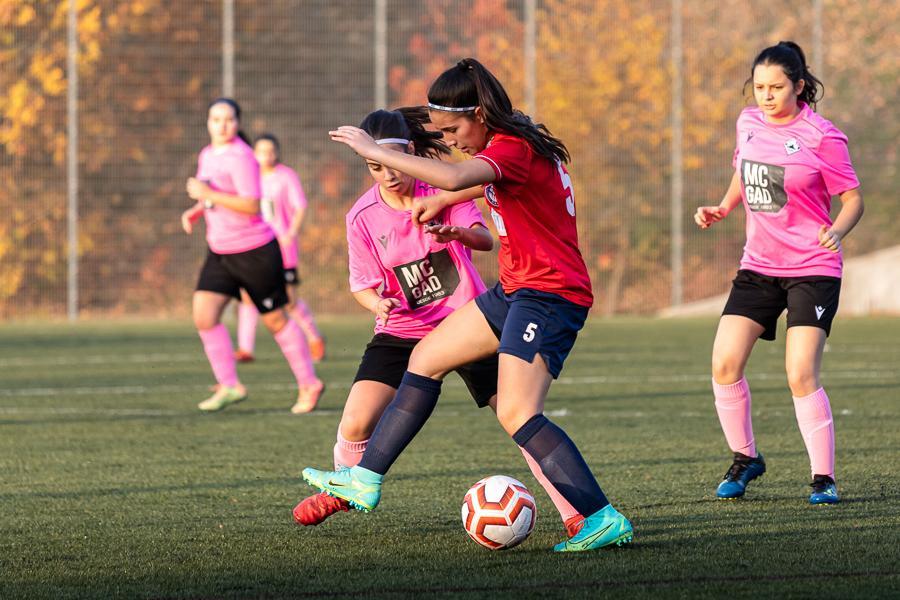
[181,98,323,414]
[694,42,863,504]
[233,134,326,366]
[303,59,632,552]
[293,108,587,537]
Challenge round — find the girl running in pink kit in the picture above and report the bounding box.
[181,98,323,414]
[303,60,632,553]
[695,42,864,504]
[233,134,326,365]
[294,107,588,538]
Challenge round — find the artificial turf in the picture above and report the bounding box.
[1,316,898,598]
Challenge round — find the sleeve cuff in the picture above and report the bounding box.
[474,155,502,180]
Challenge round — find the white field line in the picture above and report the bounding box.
[0,406,859,420]
[0,406,342,417]
[1,343,895,369]
[0,353,198,367]
[0,353,359,368]
[0,370,897,400]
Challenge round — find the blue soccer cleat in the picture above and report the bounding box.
[553,504,633,552]
[301,465,383,512]
[716,452,766,499]
[809,474,840,505]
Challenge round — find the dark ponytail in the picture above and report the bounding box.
[745,41,824,110]
[208,97,252,145]
[427,58,570,163]
[359,107,450,159]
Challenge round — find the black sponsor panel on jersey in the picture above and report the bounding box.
[392,249,460,308]
[741,159,787,213]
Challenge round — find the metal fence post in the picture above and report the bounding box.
[374,0,387,109]
[812,0,823,79]
[67,0,79,321]
[222,0,234,96]
[670,0,684,308]
[524,0,537,117]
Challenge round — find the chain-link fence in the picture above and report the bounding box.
[2,0,896,319]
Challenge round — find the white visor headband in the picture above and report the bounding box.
[375,138,410,145]
[427,102,477,112]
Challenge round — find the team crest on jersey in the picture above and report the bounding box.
[484,184,499,208]
[741,159,787,213]
[784,138,801,155]
[392,249,460,308]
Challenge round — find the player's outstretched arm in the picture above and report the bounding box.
[329,126,496,191]
[424,223,493,251]
[695,170,742,229]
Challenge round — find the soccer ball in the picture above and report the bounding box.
[461,475,536,550]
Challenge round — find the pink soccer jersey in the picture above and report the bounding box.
[732,103,860,278]
[196,138,275,254]
[261,163,308,269]
[346,180,488,339]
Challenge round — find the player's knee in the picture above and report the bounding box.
[786,367,819,396]
[711,354,744,384]
[339,414,374,442]
[193,312,218,331]
[495,403,533,437]
[407,345,446,380]
[261,309,288,333]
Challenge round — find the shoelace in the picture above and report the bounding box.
[810,475,835,493]
[723,458,753,481]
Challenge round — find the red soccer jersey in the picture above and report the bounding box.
[475,132,593,307]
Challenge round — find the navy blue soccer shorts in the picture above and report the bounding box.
[474,282,588,379]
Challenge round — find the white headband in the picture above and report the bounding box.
[375,138,410,145]
[427,102,477,112]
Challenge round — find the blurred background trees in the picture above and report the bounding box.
[1,0,896,318]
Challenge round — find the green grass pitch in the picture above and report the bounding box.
[1,316,898,599]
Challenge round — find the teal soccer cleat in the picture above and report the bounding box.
[301,465,383,512]
[553,504,633,552]
[716,452,766,499]
[809,474,840,505]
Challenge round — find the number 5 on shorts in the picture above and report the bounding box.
[523,322,538,342]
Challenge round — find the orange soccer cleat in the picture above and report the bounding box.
[308,337,326,363]
[233,349,255,363]
[293,492,351,526]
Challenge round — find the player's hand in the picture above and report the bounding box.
[374,298,401,325]
[818,224,842,253]
[694,206,727,229]
[329,126,379,159]
[411,196,445,226]
[181,208,197,234]
[278,234,294,249]
[424,224,461,243]
[186,177,211,202]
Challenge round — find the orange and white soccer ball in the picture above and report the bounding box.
[461,475,536,550]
